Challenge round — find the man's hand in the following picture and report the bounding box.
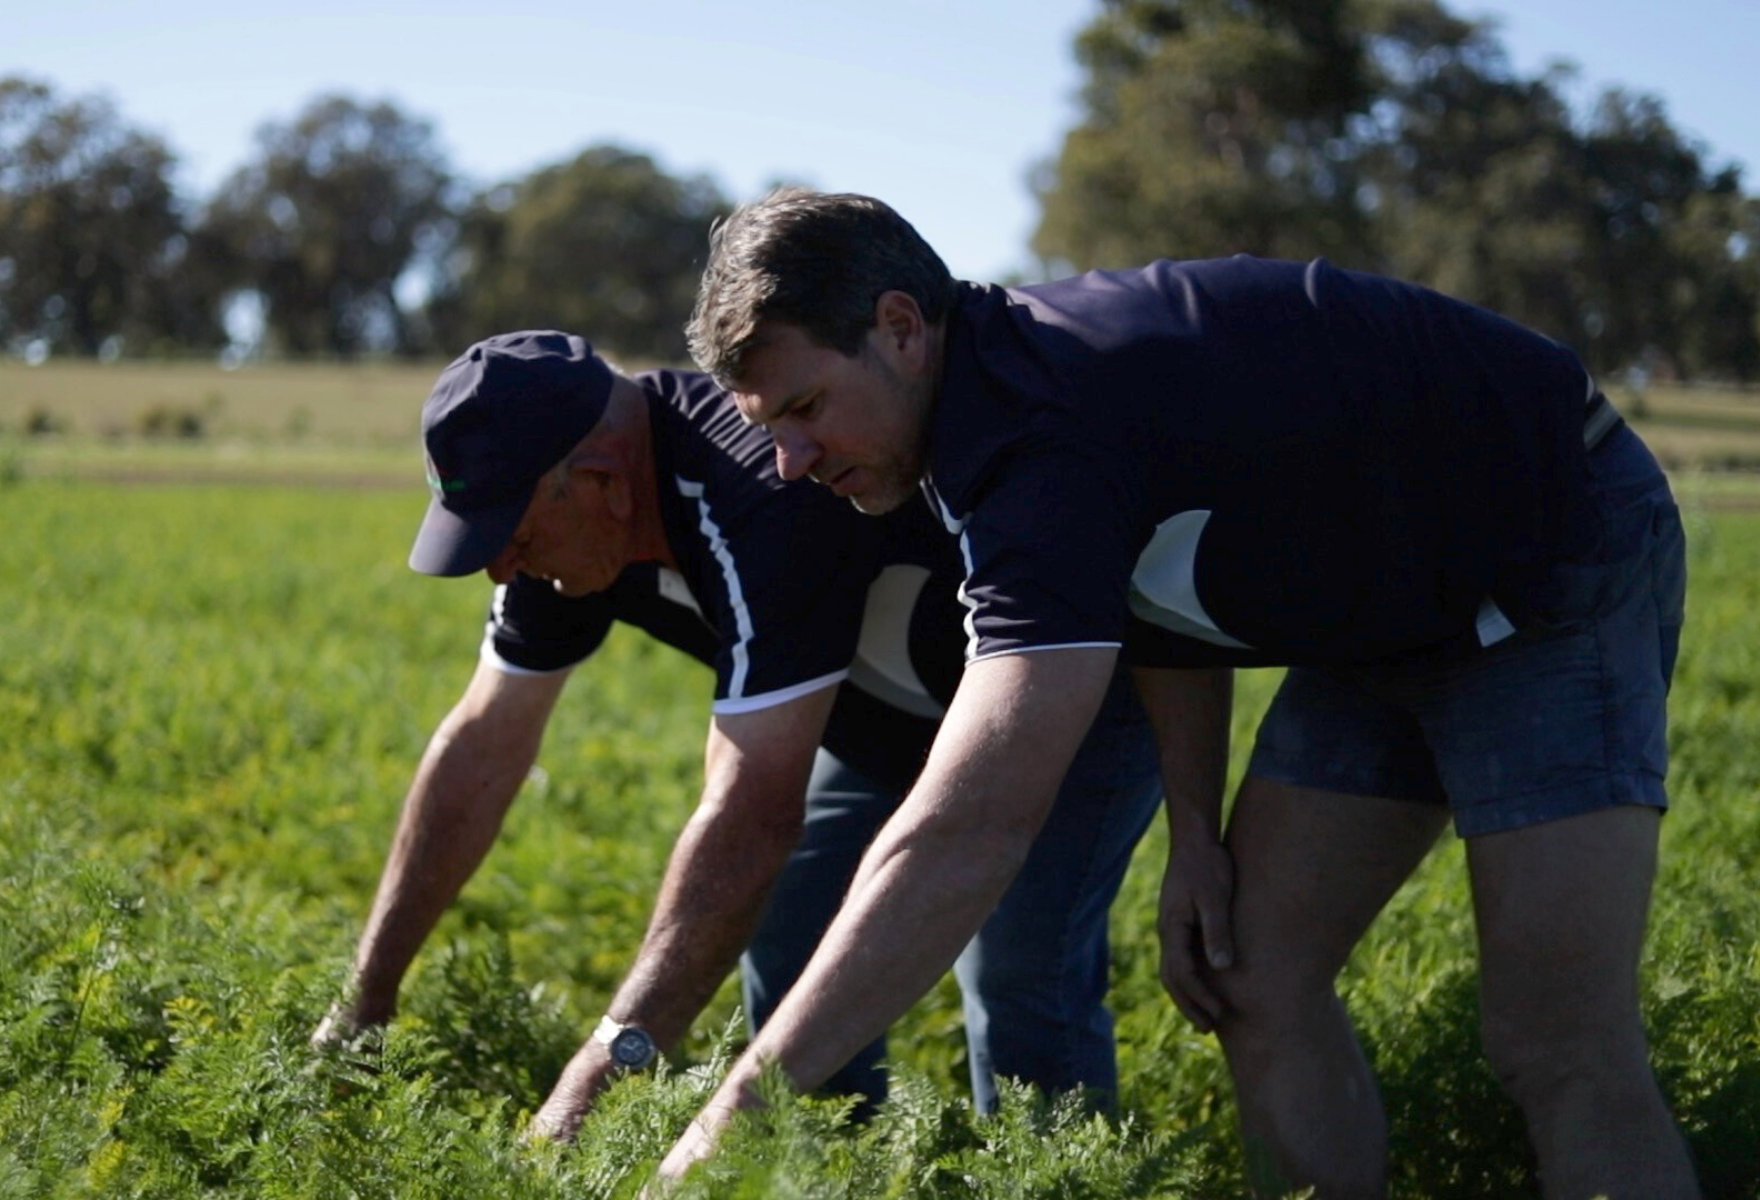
[526,1039,620,1143]
[308,1002,361,1051]
[1157,833,1235,1032]
[1130,666,1236,1032]
[653,1098,740,1181]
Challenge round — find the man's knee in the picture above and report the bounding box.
[1211,954,1343,1046]
[1479,998,1650,1109]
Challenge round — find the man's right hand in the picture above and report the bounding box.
[309,992,395,1051]
[1157,833,1236,1033]
[526,1039,622,1142]
[309,1003,360,1051]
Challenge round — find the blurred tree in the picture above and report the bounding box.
[1034,0,1760,378]
[1576,90,1736,371]
[0,75,221,354]
[200,94,453,357]
[1033,0,1378,271]
[426,145,730,364]
[1665,183,1760,381]
[1359,6,1596,344]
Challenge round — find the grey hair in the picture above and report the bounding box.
[686,187,954,386]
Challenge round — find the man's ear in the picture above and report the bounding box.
[874,290,928,370]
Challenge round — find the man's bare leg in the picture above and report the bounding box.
[1467,806,1697,1199]
[1214,776,1448,1198]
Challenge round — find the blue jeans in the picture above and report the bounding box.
[740,668,1162,1113]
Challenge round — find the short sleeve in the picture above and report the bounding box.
[953,443,1141,662]
[482,575,616,673]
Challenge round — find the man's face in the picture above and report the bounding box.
[732,319,931,515]
[485,469,630,597]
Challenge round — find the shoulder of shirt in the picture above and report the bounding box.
[632,365,723,407]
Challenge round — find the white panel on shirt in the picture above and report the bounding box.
[656,567,702,615]
[847,564,945,719]
[1128,509,1255,650]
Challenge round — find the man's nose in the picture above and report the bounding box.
[773,428,820,482]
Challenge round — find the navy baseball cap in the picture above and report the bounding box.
[408,331,615,576]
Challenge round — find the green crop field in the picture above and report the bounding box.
[2,368,1759,1196]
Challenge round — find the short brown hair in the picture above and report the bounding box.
[687,187,955,386]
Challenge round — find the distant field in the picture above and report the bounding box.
[1611,381,1760,477]
[5,361,1759,500]
[0,358,443,443]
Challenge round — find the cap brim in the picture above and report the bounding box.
[407,494,528,576]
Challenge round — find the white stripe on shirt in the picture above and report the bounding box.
[675,476,754,699]
[711,668,848,716]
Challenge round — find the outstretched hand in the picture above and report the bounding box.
[1157,836,1235,1032]
[525,1039,623,1144]
[654,1100,738,1183]
[309,1002,366,1051]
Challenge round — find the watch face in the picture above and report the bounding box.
[609,1026,656,1069]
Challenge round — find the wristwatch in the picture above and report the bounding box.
[592,1014,658,1070]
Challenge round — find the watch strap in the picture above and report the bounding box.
[592,1013,658,1069]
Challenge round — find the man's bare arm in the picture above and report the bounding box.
[1131,666,1235,1030]
[656,647,1117,1176]
[529,682,839,1139]
[321,660,571,1035]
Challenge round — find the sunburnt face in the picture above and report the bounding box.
[485,469,631,597]
[731,318,932,516]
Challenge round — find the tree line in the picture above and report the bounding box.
[0,81,731,364]
[1033,0,1760,381]
[2,0,1757,378]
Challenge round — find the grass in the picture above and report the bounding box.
[2,361,1759,1194]
[2,475,1759,1196]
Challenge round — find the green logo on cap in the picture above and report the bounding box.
[425,455,467,495]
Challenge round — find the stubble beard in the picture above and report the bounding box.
[848,363,932,515]
[848,477,913,515]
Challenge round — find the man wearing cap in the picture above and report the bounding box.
[657,190,1696,1197]
[316,330,1170,1137]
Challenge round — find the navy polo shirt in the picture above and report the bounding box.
[483,368,966,792]
[923,256,1599,668]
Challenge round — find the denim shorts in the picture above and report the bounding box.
[1247,422,1687,837]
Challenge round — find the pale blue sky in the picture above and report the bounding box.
[6,0,1757,282]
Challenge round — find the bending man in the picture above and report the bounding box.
[316,331,1167,1135]
[662,190,1695,1199]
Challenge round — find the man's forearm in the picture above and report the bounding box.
[348,727,537,1023]
[1134,666,1233,837]
[726,788,1038,1097]
[342,664,565,1027]
[530,695,834,1140]
[602,798,803,1044]
[710,649,1117,1101]
[654,651,1117,1178]
[527,777,804,1139]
